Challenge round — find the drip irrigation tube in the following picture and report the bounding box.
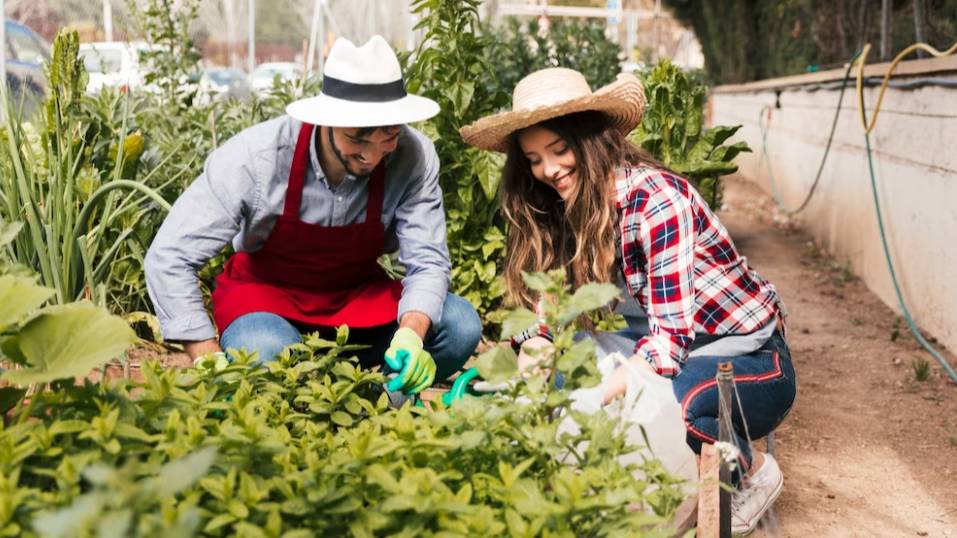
[758,42,957,385]
[758,49,861,215]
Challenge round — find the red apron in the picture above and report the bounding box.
[211,123,402,333]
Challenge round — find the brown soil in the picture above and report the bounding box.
[720,175,957,538]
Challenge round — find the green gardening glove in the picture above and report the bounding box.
[384,327,436,394]
[193,351,230,372]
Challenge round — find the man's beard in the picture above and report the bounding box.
[328,128,376,177]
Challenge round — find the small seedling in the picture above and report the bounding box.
[890,326,901,342]
[912,357,930,382]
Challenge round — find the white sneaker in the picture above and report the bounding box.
[731,452,784,535]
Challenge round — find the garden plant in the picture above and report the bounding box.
[1,269,687,537]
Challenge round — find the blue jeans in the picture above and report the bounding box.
[219,293,482,381]
[671,330,796,476]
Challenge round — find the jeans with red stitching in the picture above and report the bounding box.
[670,330,796,481]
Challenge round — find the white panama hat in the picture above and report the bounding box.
[286,35,439,127]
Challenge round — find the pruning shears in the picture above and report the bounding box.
[412,367,484,409]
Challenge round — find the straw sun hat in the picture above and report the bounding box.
[460,67,646,153]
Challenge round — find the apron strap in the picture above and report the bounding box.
[282,123,315,219]
[366,162,386,222]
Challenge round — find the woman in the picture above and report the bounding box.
[461,68,796,535]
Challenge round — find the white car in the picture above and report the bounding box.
[198,67,251,103]
[79,42,158,94]
[249,62,304,96]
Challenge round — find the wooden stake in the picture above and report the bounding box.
[697,443,720,538]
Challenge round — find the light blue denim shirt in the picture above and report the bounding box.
[145,115,450,342]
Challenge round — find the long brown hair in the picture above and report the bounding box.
[500,111,661,307]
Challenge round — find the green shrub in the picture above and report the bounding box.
[403,0,512,321]
[488,17,624,93]
[632,59,751,208]
[1,271,686,537]
[0,31,171,315]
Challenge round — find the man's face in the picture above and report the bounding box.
[328,126,401,176]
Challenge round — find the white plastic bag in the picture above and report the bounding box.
[560,352,698,485]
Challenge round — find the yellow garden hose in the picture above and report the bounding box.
[854,41,957,134]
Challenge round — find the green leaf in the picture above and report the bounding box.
[559,283,620,324]
[0,335,27,366]
[1,302,137,386]
[155,447,217,497]
[556,338,596,373]
[330,411,354,427]
[0,220,22,248]
[49,420,90,436]
[501,308,538,340]
[707,124,741,147]
[521,272,551,292]
[474,346,518,385]
[0,275,54,333]
[204,513,236,533]
[0,386,25,414]
[228,499,249,519]
[475,150,504,200]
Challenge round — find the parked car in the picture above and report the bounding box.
[78,41,158,94]
[248,62,303,95]
[4,19,50,114]
[198,66,251,102]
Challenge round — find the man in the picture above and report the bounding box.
[145,36,481,395]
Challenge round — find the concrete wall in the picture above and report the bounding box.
[709,56,957,353]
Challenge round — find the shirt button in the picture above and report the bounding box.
[337,196,343,203]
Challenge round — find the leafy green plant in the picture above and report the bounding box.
[0,31,172,314]
[0,219,137,416]
[404,0,512,320]
[488,17,624,92]
[1,271,685,537]
[912,357,930,382]
[631,59,751,208]
[125,0,203,112]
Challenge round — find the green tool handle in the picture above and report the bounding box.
[441,367,480,406]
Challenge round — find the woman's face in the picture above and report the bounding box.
[517,125,578,200]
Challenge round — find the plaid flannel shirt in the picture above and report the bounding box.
[616,165,784,377]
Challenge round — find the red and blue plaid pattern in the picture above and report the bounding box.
[616,165,784,377]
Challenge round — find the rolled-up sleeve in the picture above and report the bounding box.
[145,136,259,341]
[394,140,450,325]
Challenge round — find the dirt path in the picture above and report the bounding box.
[720,175,957,537]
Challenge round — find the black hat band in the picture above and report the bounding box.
[322,75,407,102]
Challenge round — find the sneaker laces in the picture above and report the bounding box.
[732,480,756,513]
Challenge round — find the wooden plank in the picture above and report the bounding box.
[697,443,721,538]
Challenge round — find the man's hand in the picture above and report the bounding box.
[183,339,223,361]
[384,327,436,394]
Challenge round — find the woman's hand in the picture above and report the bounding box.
[517,336,554,376]
[601,354,656,405]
